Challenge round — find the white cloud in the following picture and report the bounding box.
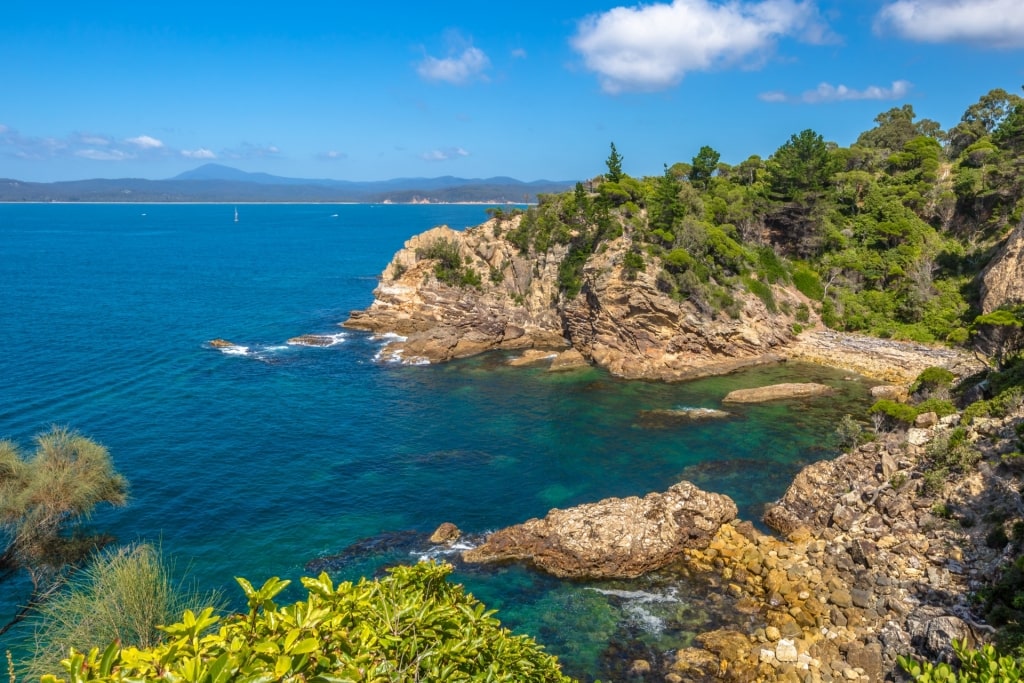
[417,46,490,84]
[876,0,1024,48]
[571,0,832,94]
[760,79,912,103]
[78,134,112,146]
[182,148,216,159]
[127,134,164,149]
[0,124,8,134]
[511,48,528,59]
[75,148,133,161]
[421,147,470,162]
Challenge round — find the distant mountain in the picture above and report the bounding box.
[0,165,574,203]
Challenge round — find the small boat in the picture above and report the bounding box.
[234,206,239,222]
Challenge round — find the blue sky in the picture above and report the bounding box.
[2,0,1023,183]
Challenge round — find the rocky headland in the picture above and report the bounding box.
[343,215,982,385]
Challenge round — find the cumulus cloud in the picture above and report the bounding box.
[760,79,912,103]
[875,0,1024,48]
[182,148,216,160]
[420,147,470,162]
[417,46,490,84]
[571,0,832,94]
[127,134,164,149]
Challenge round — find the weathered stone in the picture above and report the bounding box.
[506,349,558,366]
[462,480,737,578]
[722,383,833,403]
[914,411,939,428]
[907,428,931,446]
[776,638,799,663]
[547,348,589,371]
[428,522,461,544]
[870,384,907,401]
[979,220,1024,313]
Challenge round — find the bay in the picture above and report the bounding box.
[0,203,871,680]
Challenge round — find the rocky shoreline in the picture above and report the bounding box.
[336,216,1018,680]
[452,408,1024,682]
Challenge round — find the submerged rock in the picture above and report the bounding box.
[462,480,737,579]
[209,338,236,348]
[722,382,833,403]
[547,348,589,371]
[636,407,732,428]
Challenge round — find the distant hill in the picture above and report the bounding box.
[0,164,574,203]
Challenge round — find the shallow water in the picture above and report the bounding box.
[0,203,872,680]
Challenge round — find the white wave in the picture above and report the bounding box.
[373,332,408,342]
[623,604,666,634]
[264,345,290,352]
[590,587,680,603]
[218,345,250,356]
[411,539,478,563]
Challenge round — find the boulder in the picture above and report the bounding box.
[209,338,236,348]
[506,349,558,367]
[428,522,461,544]
[462,481,737,578]
[870,385,908,401]
[722,383,833,403]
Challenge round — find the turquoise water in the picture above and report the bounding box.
[0,203,872,679]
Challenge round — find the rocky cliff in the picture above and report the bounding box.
[345,216,808,380]
[980,221,1024,314]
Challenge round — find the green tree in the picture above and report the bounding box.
[767,129,839,201]
[973,306,1024,369]
[1,428,127,596]
[689,145,720,190]
[856,104,944,152]
[605,142,624,183]
[949,88,1024,157]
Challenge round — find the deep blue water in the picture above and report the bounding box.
[0,203,872,679]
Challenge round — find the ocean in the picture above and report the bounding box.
[0,203,872,680]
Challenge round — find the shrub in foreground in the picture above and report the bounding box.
[40,561,576,683]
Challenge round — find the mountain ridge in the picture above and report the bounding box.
[0,164,575,203]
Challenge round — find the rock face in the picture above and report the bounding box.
[722,382,833,403]
[979,221,1024,313]
[461,480,737,579]
[345,217,803,380]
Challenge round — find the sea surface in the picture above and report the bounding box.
[0,203,873,680]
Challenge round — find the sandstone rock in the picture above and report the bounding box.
[870,384,908,401]
[914,411,939,428]
[462,480,737,578]
[428,522,461,544]
[775,638,799,663]
[979,221,1024,314]
[548,348,589,371]
[286,334,342,347]
[722,383,833,403]
[906,428,931,446]
[209,338,236,348]
[506,349,558,366]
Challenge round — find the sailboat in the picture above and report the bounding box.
[234,206,239,223]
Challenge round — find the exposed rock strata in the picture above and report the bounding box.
[345,218,804,380]
[722,382,833,403]
[979,221,1024,314]
[783,329,983,384]
[343,217,981,384]
[461,481,737,579]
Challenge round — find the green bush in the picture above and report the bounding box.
[869,399,918,427]
[900,640,1024,681]
[911,367,956,395]
[926,427,981,473]
[792,265,824,301]
[743,276,777,313]
[915,398,957,418]
[38,562,576,683]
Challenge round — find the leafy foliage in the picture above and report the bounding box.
[39,562,576,683]
[900,640,1024,682]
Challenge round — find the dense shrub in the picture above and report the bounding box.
[39,562,575,683]
[911,367,956,396]
[869,399,918,427]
